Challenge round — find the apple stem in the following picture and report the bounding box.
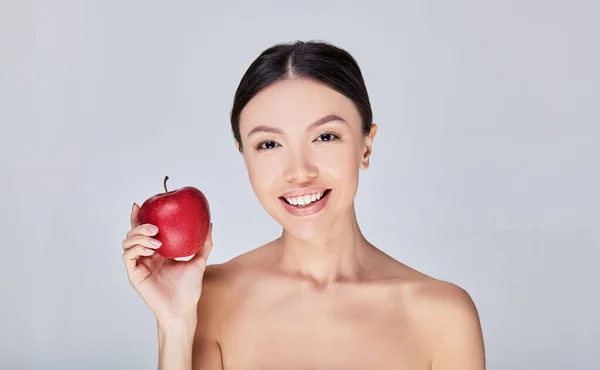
[164,176,169,192]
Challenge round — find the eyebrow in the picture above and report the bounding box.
[246,114,349,137]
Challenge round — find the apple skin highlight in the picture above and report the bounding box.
[138,176,211,259]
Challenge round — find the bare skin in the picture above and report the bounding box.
[123,77,485,369]
[194,233,485,370]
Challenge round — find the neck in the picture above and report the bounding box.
[274,205,370,287]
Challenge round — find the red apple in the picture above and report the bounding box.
[138,176,211,259]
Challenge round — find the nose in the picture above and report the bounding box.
[284,148,318,184]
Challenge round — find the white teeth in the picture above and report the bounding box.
[284,191,325,207]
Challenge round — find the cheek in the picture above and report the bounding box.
[316,141,362,180]
[245,153,281,195]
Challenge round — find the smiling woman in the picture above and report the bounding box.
[235,74,376,243]
[122,40,486,370]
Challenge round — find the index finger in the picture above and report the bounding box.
[130,203,141,229]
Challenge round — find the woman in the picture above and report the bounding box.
[122,40,485,369]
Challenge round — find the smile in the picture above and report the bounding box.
[279,189,332,216]
[282,189,330,206]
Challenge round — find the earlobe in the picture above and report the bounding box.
[360,123,378,170]
[360,157,370,170]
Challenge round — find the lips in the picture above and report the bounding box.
[278,189,332,217]
[280,189,331,207]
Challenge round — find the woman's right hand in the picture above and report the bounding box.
[122,203,213,326]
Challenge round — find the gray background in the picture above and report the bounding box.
[1,1,598,369]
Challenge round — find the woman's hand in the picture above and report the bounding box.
[122,203,213,325]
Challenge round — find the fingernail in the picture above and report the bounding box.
[150,239,162,247]
[145,248,155,254]
[147,225,158,233]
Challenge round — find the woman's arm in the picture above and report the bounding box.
[156,302,224,370]
[157,263,225,370]
[191,265,225,370]
[192,332,224,370]
[158,317,197,370]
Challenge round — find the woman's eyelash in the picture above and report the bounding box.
[254,132,342,151]
[315,131,341,142]
[255,140,280,151]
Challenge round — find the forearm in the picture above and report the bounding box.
[157,318,197,370]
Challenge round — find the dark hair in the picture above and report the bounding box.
[230,40,373,151]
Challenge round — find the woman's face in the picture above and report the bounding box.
[237,78,377,241]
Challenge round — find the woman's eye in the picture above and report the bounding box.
[256,141,279,150]
[315,132,340,142]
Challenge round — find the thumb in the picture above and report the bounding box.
[190,223,213,269]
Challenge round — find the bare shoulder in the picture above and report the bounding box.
[192,249,268,369]
[369,248,485,369]
[368,248,481,322]
[195,263,234,334]
[403,274,480,321]
[198,242,274,309]
[395,268,486,369]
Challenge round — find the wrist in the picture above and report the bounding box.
[157,314,197,330]
[157,317,197,343]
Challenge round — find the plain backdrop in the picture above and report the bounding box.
[1,1,598,369]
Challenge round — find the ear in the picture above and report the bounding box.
[360,123,378,170]
[235,140,250,170]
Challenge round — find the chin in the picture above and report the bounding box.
[282,222,332,243]
[267,206,333,241]
[278,211,349,243]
